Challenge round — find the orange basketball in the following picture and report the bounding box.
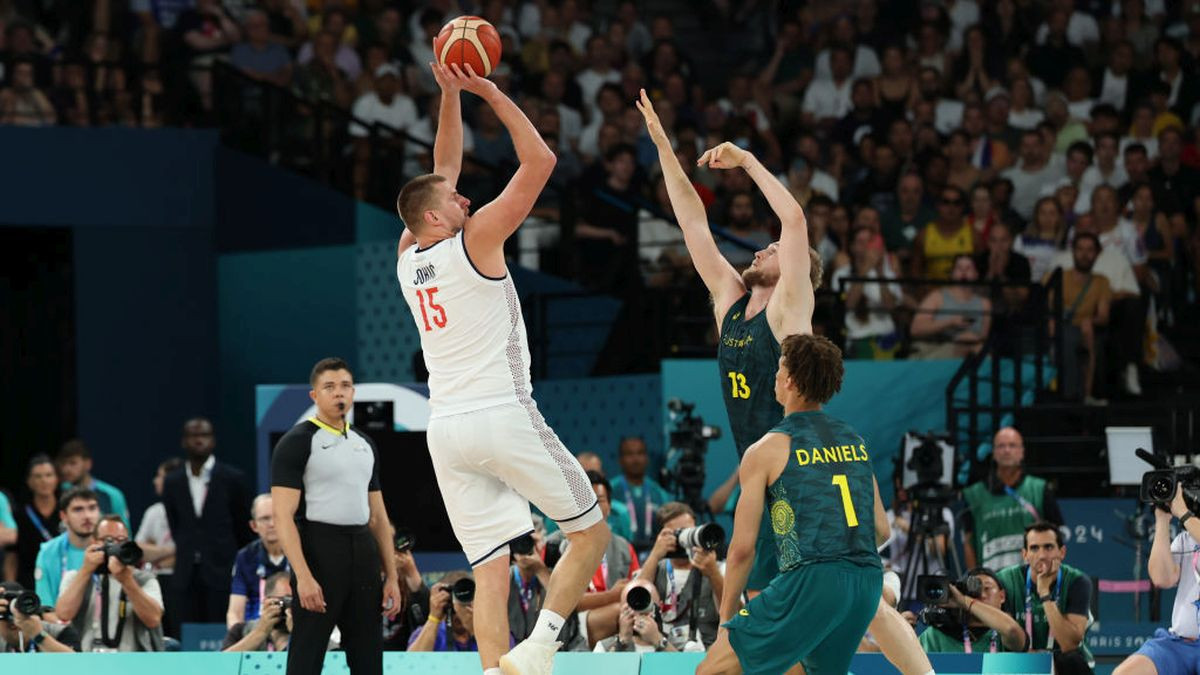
[434,16,503,77]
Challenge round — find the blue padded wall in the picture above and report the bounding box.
[534,375,663,473]
[357,240,422,382]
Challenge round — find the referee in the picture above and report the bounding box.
[271,357,401,674]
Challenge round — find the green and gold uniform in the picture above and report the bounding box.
[718,293,785,589]
[725,411,883,675]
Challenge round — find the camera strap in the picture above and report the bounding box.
[662,560,680,618]
[961,625,999,654]
[24,505,53,542]
[1024,566,1061,651]
[512,567,536,613]
[687,568,702,643]
[95,575,128,649]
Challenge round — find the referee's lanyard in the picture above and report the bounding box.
[962,625,999,654]
[1024,566,1062,650]
[624,486,653,540]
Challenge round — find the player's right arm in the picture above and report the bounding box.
[636,89,744,325]
[719,434,783,623]
[429,60,463,187]
[455,64,555,260]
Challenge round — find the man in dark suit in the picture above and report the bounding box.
[162,417,253,630]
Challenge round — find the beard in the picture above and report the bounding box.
[741,266,777,288]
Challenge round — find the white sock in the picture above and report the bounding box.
[529,609,566,645]
[484,669,503,675]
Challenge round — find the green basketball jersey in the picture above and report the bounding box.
[718,294,783,457]
[765,411,882,572]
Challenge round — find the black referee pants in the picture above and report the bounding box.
[288,522,382,675]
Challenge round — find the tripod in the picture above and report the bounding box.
[899,493,965,605]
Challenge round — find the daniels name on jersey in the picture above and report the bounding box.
[398,231,534,418]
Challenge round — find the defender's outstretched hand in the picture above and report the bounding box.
[635,88,669,145]
[698,141,749,170]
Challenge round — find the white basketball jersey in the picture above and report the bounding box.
[397,231,533,418]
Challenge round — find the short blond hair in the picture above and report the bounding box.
[396,174,446,231]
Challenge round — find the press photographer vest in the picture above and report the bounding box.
[995,563,1093,667]
[963,475,1046,570]
[717,293,782,457]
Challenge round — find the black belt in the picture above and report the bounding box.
[299,521,369,535]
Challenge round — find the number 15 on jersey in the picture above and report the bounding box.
[415,287,447,331]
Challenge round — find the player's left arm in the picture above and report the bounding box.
[430,61,464,187]
[872,476,890,548]
[718,436,775,623]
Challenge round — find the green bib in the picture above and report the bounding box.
[918,624,1003,653]
[717,294,783,457]
[766,411,881,572]
[963,475,1047,570]
[995,563,1093,666]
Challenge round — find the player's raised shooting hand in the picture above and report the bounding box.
[698,141,749,170]
[449,63,498,99]
[635,88,668,146]
[430,60,462,94]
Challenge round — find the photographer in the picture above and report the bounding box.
[382,526,430,650]
[916,568,1026,653]
[636,502,723,650]
[408,572,514,652]
[1114,484,1200,675]
[996,521,1093,674]
[592,580,676,653]
[226,494,290,628]
[223,571,293,652]
[0,581,78,652]
[962,427,1064,571]
[509,531,550,640]
[55,515,165,651]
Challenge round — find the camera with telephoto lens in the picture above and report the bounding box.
[98,538,143,573]
[625,585,655,614]
[916,574,981,633]
[675,523,725,551]
[1136,448,1200,513]
[0,590,41,622]
[451,578,475,603]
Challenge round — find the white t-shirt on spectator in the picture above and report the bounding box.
[1050,244,1139,295]
[717,99,772,133]
[1008,109,1046,130]
[1075,164,1129,214]
[802,78,854,121]
[1035,12,1100,46]
[1097,69,1129,110]
[350,92,419,138]
[1014,234,1064,283]
[565,22,593,55]
[1067,98,1096,122]
[1002,159,1066,220]
[814,46,881,82]
[946,0,981,51]
[1098,219,1148,266]
[556,103,583,147]
[1170,532,1200,639]
[830,263,901,340]
[135,502,173,574]
[934,99,966,135]
[576,68,621,120]
[638,210,687,275]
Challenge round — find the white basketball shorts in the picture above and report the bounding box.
[426,400,602,566]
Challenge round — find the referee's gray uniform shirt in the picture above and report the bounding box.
[271,417,380,524]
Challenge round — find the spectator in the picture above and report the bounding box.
[1007,78,1044,131]
[592,580,676,653]
[875,44,916,123]
[56,440,129,527]
[1035,0,1100,49]
[917,568,1026,653]
[637,175,693,289]
[575,143,643,294]
[881,173,936,257]
[579,83,624,160]
[297,8,361,81]
[0,581,79,652]
[996,522,1094,674]
[382,526,430,651]
[953,25,1002,100]
[292,30,354,109]
[402,94,476,179]
[636,502,723,651]
[716,192,773,269]
[1148,127,1200,233]
[1153,37,1198,120]
[609,436,671,552]
[917,65,964,136]
[945,130,981,192]
[226,494,289,629]
[910,254,992,358]
[1127,182,1174,310]
[162,417,253,628]
[261,0,307,49]
[815,15,881,82]
[1093,41,1137,114]
[1121,104,1160,161]
[50,60,93,127]
[756,20,814,132]
[912,186,984,280]
[55,514,165,651]
[1061,67,1095,122]
[978,220,1032,313]
[9,455,58,590]
[576,35,620,122]
[134,457,179,637]
[1002,130,1066,222]
[1016,197,1070,283]
[177,0,242,110]
[222,571,292,652]
[408,572,510,652]
[1051,141,1092,211]
[1116,483,1200,675]
[349,63,417,197]
[962,428,1065,570]
[1027,8,1088,90]
[804,195,839,272]
[230,9,293,87]
[1053,232,1112,403]
[1118,142,1153,205]
[984,0,1034,59]
[1077,133,1128,214]
[32,488,98,609]
[831,225,902,360]
[0,59,55,126]
[801,45,855,129]
[966,184,997,242]
[835,79,887,166]
[508,533,550,642]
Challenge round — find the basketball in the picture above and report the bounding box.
[434,16,503,77]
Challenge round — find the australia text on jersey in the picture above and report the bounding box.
[794,444,871,466]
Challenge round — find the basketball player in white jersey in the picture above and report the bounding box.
[639,91,934,675]
[394,62,609,675]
